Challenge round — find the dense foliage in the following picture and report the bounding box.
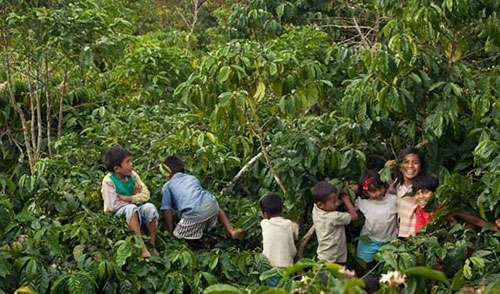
[1,0,500,293]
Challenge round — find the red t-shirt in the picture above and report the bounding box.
[415,205,440,233]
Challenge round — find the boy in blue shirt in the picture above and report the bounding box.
[101,146,159,258]
[160,156,244,244]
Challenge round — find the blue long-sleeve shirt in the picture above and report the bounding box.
[161,173,219,222]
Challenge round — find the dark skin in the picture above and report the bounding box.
[447,212,499,232]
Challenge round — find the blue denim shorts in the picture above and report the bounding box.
[115,203,158,226]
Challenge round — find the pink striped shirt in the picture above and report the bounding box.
[396,184,418,237]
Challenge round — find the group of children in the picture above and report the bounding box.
[101,144,498,281]
[260,146,500,277]
[101,146,244,258]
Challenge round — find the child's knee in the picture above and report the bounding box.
[140,203,159,224]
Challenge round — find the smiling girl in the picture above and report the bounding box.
[389,147,429,237]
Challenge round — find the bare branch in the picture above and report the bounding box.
[221,150,265,195]
[57,68,68,141]
[352,17,370,47]
[45,51,52,157]
[254,124,287,194]
[296,225,315,260]
[35,59,42,159]
[1,3,34,171]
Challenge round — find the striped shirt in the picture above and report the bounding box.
[396,184,418,237]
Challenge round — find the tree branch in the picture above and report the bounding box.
[352,17,370,47]
[296,225,315,260]
[221,150,265,195]
[1,3,34,171]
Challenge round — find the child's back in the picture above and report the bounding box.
[260,193,298,268]
[161,156,244,241]
[161,172,219,222]
[261,216,298,267]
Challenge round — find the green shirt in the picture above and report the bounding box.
[110,173,135,196]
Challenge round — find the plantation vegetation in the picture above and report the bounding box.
[1,0,500,293]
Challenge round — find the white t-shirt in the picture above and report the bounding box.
[261,216,299,267]
[355,193,398,242]
[312,204,351,263]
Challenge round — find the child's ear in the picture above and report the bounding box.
[316,202,324,210]
[113,165,120,173]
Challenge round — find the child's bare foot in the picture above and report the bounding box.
[141,247,151,259]
[230,228,245,240]
[152,248,159,256]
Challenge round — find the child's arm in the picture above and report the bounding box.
[101,175,121,212]
[129,171,150,203]
[448,212,499,232]
[292,220,300,241]
[340,193,358,222]
[160,185,175,235]
[163,209,174,235]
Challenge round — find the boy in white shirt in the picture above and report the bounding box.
[260,192,299,268]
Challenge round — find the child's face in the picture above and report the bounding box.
[365,187,386,201]
[114,156,133,177]
[415,189,433,208]
[318,193,342,212]
[400,153,422,182]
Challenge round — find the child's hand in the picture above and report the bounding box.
[385,160,396,168]
[133,184,142,195]
[339,193,351,203]
[118,195,132,203]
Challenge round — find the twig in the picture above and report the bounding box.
[221,150,265,195]
[257,127,287,194]
[352,17,370,47]
[360,261,382,279]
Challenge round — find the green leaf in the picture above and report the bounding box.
[451,269,465,290]
[428,82,446,91]
[339,149,353,169]
[260,268,280,281]
[408,73,421,84]
[218,66,231,83]
[202,272,219,285]
[283,260,316,277]
[254,80,266,101]
[203,284,243,294]
[73,244,85,260]
[344,278,366,289]
[380,167,392,182]
[261,289,287,294]
[404,266,449,286]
